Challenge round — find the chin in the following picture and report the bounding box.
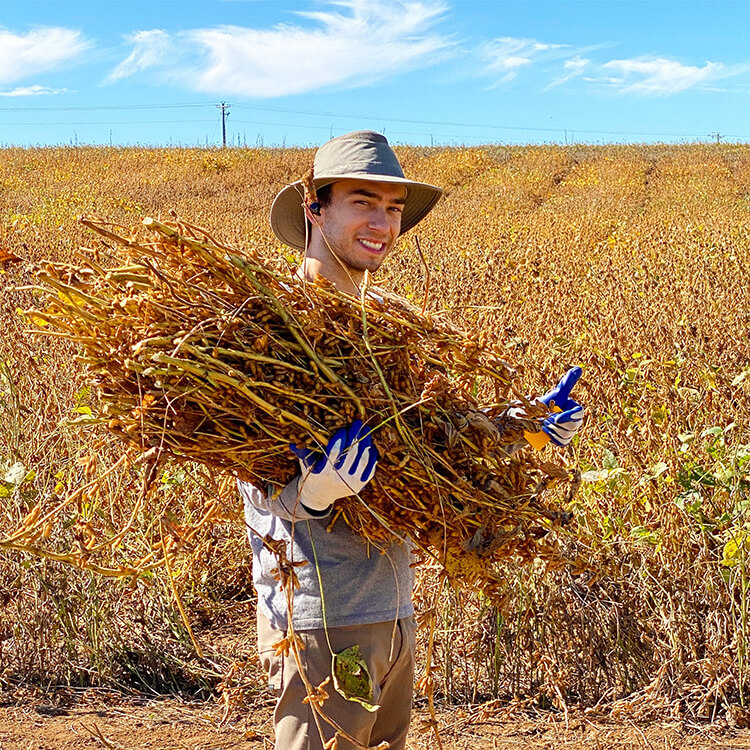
[347,258,384,274]
[363,252,389,271]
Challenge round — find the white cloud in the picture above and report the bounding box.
[565,57,590,72]
[0,27,90,85]
[482,36,568,83]
[601,56,724,94]
[108,0,452,96]
[546,56,590,90]
[477,35,741,97]
[0,85,69,97]
[108,30,173,83]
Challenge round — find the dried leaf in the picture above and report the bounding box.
[0,246,21,266]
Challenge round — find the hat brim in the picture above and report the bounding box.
[269,174,443,252]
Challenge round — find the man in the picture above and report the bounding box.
[239,130,584,750]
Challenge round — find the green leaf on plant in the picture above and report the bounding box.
[332,645,378,713]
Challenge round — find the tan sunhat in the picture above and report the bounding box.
[270,130,444,251]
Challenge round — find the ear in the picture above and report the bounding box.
[303,202,323,226]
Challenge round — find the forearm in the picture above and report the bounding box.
[237,477,331,522]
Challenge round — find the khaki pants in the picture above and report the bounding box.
[257,610,416,750]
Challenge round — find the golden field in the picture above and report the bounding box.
[1,143,750,723]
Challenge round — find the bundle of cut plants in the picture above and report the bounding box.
[31,214,576,600]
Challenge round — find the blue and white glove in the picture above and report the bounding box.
[540,367,584,447]
[542,407,584,446]
[539,366,583,412]
[289,419,379,512]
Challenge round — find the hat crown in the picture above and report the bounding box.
[314,130,405,180]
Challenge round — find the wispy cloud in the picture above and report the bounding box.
[599,56,725,94]
[108,0,453,96]
[546,56,590,90]
[0,85,69,97]
[108,30,173,83]
[481,37,569,84]
[479,35,745,96]
[0,27,90,86]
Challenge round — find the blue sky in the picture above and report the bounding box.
[1,0,749,147]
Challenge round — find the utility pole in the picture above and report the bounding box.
[712,132,722,144]
[217,102,230,147]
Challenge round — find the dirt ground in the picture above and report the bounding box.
[4,608,748,749]
[3,689,750,750]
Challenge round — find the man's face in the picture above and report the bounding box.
[315,179,407,274]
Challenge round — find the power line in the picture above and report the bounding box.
[0,119,215,126]
[0,99,722,138]
[0,102,212,113]
[230,102,722,140]
[0,99,746,143]
[229,118,530,143]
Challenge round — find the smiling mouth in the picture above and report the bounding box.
[359,239,385,252]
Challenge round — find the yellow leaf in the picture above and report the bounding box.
[722,531,750,566]
[17,308,49,327]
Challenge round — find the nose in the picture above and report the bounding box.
[367,206,390,232]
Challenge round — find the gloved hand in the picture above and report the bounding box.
[542,404,584,446]
[289,419,379,512]
[518,367,585,449]
[540,367,584,447]
[539,366,583,412]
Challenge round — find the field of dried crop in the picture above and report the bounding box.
[2,143,750,747]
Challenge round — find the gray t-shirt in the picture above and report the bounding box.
[239,478,415,631]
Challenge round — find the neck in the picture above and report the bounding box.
[297,236,364,297]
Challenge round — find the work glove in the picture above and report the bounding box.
[542,404,584,446]
[518,366,584,449]
[539,366,583,412]
[289,419,379,512]
[539,367,584,447]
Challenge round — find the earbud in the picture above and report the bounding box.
[309,201,321,216]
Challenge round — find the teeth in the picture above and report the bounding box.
[360,239,383,251]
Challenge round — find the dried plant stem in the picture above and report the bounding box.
[161,521,205,659]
